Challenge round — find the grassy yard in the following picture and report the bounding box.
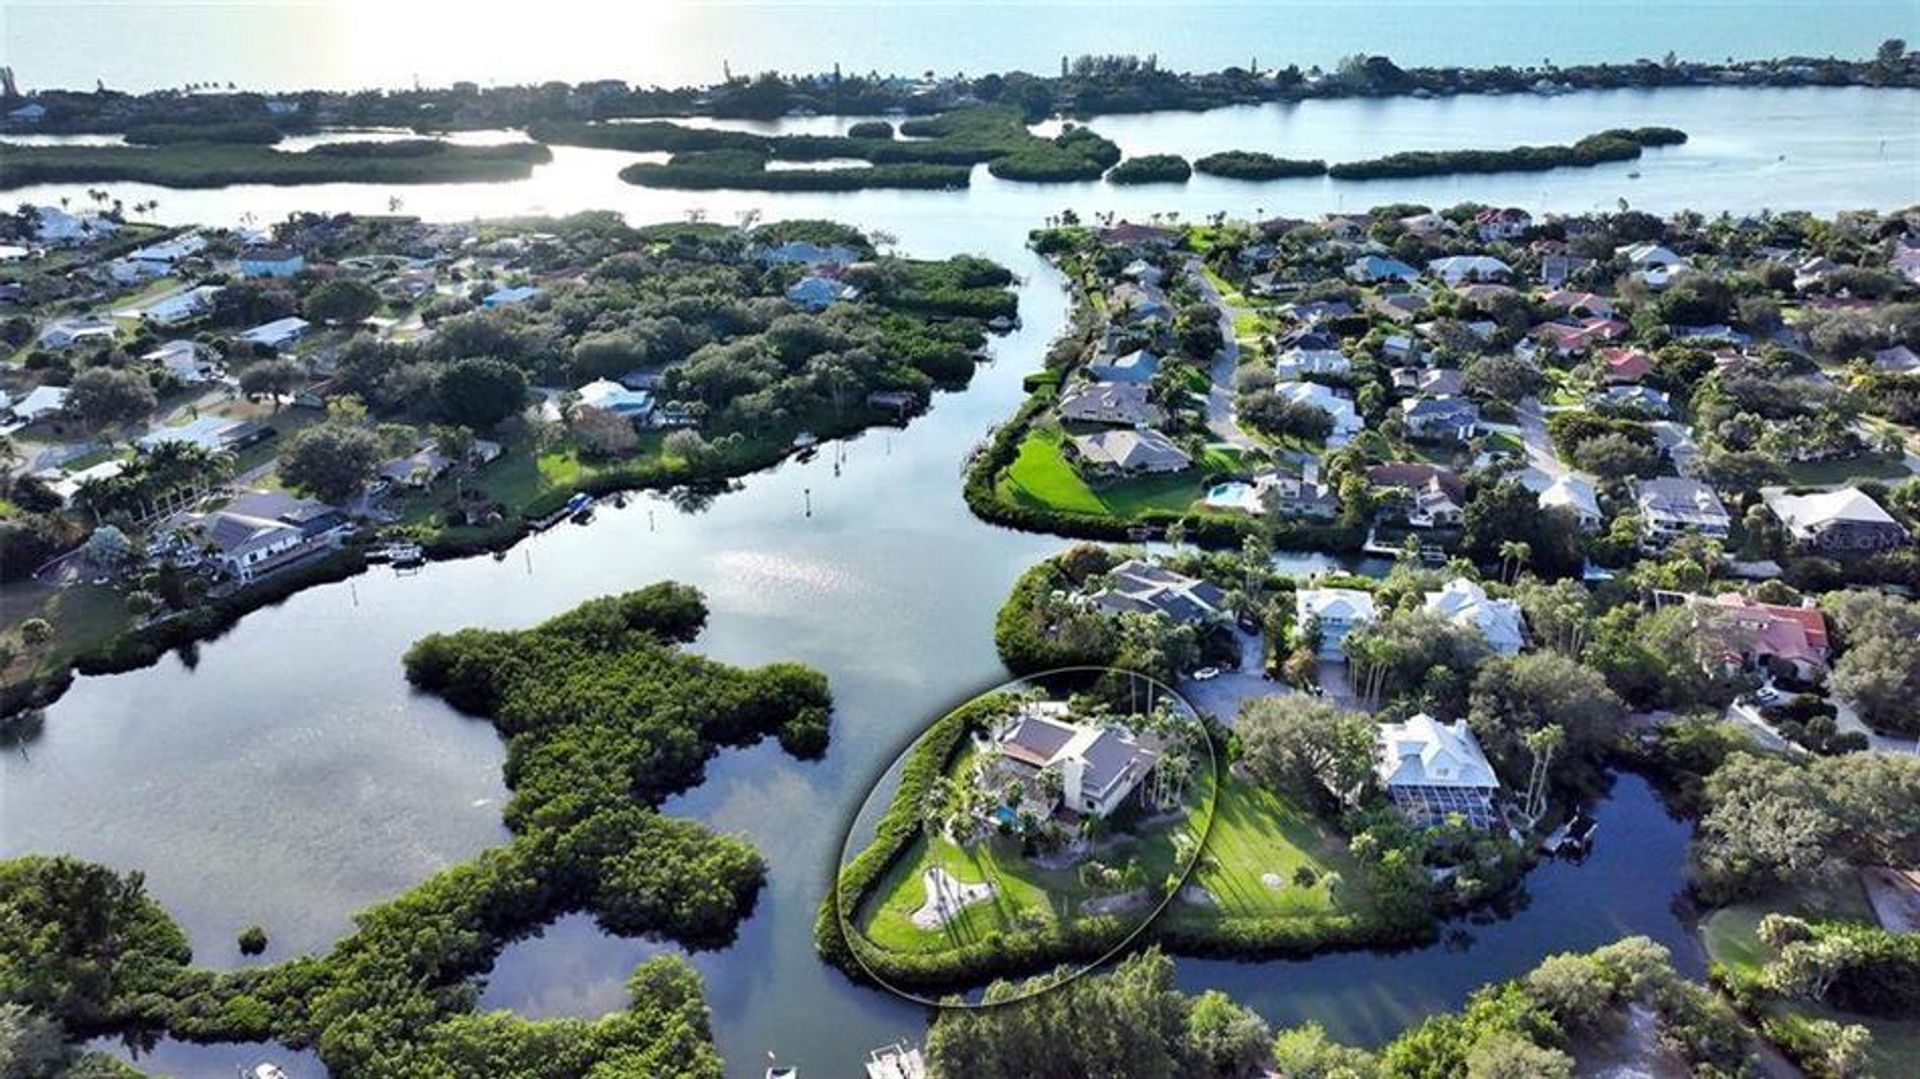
[854,749,1213,956]
[1701,897,1920,1073]
[996,427,1245,521]
[1780,452,1912,486]
[1161,770,1372,929]
[0,582,131,681]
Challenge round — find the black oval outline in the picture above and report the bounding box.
[831,665,1220,1009]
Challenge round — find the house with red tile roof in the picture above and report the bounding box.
[1600,347,1654,383]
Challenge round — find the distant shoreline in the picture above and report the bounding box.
[2,44,1912,139]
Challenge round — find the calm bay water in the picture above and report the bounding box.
[3,1,1914,93]
[1,81,1917,1077]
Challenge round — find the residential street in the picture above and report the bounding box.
[1185,256,1259,450]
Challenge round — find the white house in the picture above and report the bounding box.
[482,284,543,308]
[136,416,256,454]
[238,316,311,350]
[993,701,1159,819]
[1474,207,1533,241]
[1375,713,1502,828]
[1424,578,1526,654]
[1427,255,1512,286]
[37,316,117,350]
[1346,255,1420,284]
[1274,346,1351,380]
[1275,381,1364,445]
[1535,473,1603,531]
[576,378,655,420]
[8,385,69,424]
[1635,476,1731,545]
[1296,587,1377,659]
[125,232,206,273]
[141,285,224,327]
[1056,380,1160,427]
[30,206,119,246]
[143,340,221,384]
[785,275,855,311]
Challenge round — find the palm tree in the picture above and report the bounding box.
[1523,724,1564,821]
[1498,540,1531,583]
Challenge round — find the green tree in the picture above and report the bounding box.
[280,422,385,503]
[63,367,157,431]
[1185,990,1272,1077]
[237,357,307,408]
[302,278,380,326]
[434,357,528,429]
[1237,695,1377,810]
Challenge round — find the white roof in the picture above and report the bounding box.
[1538,474,1601,520]
[10,384,69,420]
[1376,713,1500,791]
[1276,381,1362,431]
[1766,488,1902,533]
[137,416,243,453]
[129,232,206,264]
[1424,579,1526,654]
[1296,587,1376,624]
[239,316,310,345]
[577,378,653,414]
[1623,243,1684,267]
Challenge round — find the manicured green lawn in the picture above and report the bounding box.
[995,428,1247,522]
[1162,770,1372,929]
[1,582,131,681]
[1780,453,1911,486]
[854,748,1214,956]
[1701,895,1919,1073]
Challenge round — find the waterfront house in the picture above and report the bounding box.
[1068,427,1191,477]
[1108,282,1174,323]
[1635,476,1731,545]
[189,492,349,582]
[378,446,457,489]
[30,205,119,246]
[7,102,47,123]
[785,274,855,311]
[1376,714,1502,828]
[1424,579,1526,655]
[238,246,306,278]
[1056,380,1161,427]
[1086,347,1161,385]
[759,240,861,267]
[1367,463,1467,528]
[238,316,311,350]
[1296,587,1377,659]
[990,701,1159,820]
[1092,221,1178,251]
[577,378,655,421]
[1763,487,1910,554]
[1265,474,1341,519]
[1474,207,1533,242]
[1088,559,1228,627]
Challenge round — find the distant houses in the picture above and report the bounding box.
[37,316,117,350]
[1276,381,1364,445]
[785,274,856,311]
[482,284,543,308]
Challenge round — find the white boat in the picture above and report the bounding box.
[766,1068,798,1079]
[246,1064,290,1079]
